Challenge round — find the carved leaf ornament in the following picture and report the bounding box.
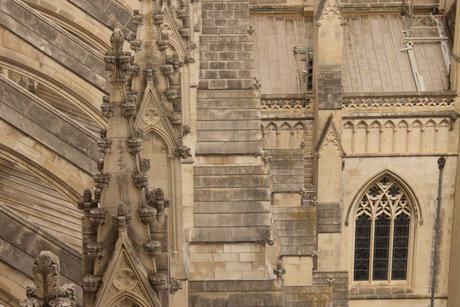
[20,251,76,307]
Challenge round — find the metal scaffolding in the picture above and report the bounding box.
[401,0,451,91]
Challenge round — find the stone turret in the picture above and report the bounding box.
[80,27,169,307]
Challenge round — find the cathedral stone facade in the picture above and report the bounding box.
[0,0,460,306]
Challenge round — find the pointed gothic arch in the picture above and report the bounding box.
[346,171,421,284]
[345,170,422,226]
[279,122,292,131]
[106,291,151,307]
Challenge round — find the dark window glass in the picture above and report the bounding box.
[354,215,371,281]
[373,215,390,280]
[392,214,410,280]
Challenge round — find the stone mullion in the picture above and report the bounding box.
[369,216,376,282]
[388,210,395,281]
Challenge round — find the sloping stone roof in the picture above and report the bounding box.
[0,202,82,305]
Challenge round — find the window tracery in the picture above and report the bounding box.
[354,176,411,282]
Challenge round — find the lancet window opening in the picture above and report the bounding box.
[353,175,412,282]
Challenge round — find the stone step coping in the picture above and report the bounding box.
[189,279,283,292]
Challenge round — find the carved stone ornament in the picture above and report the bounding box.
[78,189,95,212]
[316,114,345,156]
[111,203,132,231]
[148,273,168,290]
[138,207,156,224]
[144,241,162,257]
[174,145,192,159]
[83,275,102,292]
[143,108,162,126]
[169,278,183,294]
[113,269,137,291]
[20,251,76,307]
[316,0,344,25]
[183,125,191,137]
[273,259,286,280]
[140,158,151,173]
[322,128,343,153]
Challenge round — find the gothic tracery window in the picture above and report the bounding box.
[353,176,411,282]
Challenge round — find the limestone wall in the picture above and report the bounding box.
[342,156,456,304]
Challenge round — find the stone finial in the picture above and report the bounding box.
[143,59,156,81]
[112,203,132,231]
[78,189,94,212]
[104,28,133,79]
[20,251,76,307]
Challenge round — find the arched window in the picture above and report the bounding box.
[353,175,412,282]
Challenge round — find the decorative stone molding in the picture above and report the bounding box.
[315,114,345,157]
[343,95,455,112]
[261,98,311,110]
[315,0,344,25]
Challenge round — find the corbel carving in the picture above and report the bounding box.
[174,145,192,159]
[170,278,183,294]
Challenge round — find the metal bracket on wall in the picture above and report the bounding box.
[294,46,313,92]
